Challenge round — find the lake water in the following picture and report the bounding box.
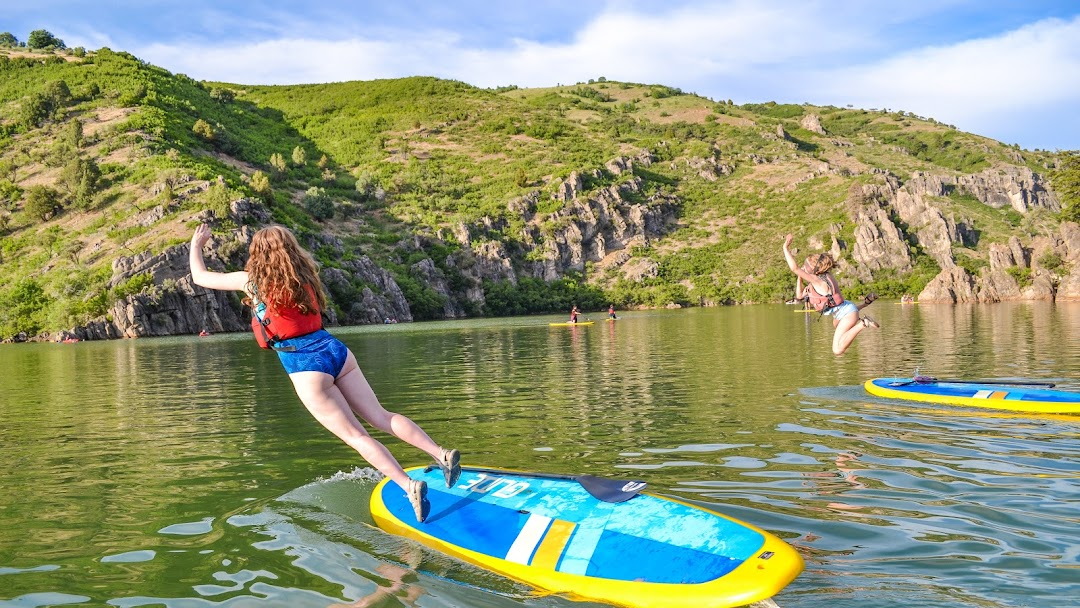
[2,303,1078,608]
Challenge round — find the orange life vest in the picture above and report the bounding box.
[802,274,845,313]
[250,284,322,350]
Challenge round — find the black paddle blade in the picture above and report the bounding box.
[574,475,647,503]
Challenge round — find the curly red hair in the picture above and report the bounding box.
[244,225,326,313]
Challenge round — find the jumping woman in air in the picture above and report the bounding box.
[189,224,459,522]
[782,233,878,355]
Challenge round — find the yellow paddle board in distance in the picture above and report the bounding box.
[865,378,1080,414]
[549,321,594,326]
[371,466,804,608]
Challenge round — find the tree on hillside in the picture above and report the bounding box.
[209,87,234,103]
[269,153,287,175]
[302,186,334,220]
[27,29,65,50]
[25,185,60,221]
[0,279,52,337]
[292,146,307,167]
[192,119,215,142]
[64,119,84,149]
[59,157,100,209]
[19,81,73,130]
[250,170,272,204]
[0,32,18,47]
[1055,152,1080,223]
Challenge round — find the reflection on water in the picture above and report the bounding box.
[1,303,1079,607]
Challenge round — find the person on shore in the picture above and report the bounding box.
[782,233,878,355]
[189,224,459,522]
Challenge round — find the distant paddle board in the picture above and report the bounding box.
[371,466,803,608]
[865,378,1080,414]
[549,321,594,326]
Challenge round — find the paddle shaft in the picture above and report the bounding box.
[897,377,1056,388]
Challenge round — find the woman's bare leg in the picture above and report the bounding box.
[288,370,412,489]
[334,352,445,461]
[831,314,865,355]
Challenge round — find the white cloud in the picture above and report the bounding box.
[134,2,868,87]
[804,16,1080,136]
[125,2,1080,149]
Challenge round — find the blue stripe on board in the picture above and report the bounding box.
[558,524,604,575]
[382,479,528,558]
[587,529,743,583]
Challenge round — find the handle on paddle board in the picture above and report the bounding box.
[897,375,1056,388]
[453,466,646,503]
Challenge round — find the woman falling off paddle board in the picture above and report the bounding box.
[783,233,878,355]
[189,224,460,523]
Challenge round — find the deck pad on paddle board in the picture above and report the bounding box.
[865,378,1080,414]
[371,466,803,608]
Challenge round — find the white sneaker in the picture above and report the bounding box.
[437,448,461,488]
[406,479,429,523]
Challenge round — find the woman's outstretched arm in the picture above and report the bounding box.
[782,233,833,297]
[189,224,249,291]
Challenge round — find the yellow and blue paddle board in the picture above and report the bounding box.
[865,378,1080,414]
[370,466,803,608]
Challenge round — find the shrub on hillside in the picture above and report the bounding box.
[250,170,272,205]
[192,119,215,141]
[0,279,52,337]
[302,187,334,220]
[25,185,60,220]
[1054,152,1080,223]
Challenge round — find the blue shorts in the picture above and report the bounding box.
[824,301,858,321]
[274,329,350,377]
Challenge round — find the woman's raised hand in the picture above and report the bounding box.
[191,224,212,249]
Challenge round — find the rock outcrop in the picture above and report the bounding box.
[63,202,412,340]
[919,266,978,303]
[800,113,826,135]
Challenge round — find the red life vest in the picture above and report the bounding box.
[250,284,322,350]
[802,274,845,312]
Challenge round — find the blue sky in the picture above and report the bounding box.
[5,0,1080,150]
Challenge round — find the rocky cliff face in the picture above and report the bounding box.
[441,153,679,306]
[840,166,1074,303]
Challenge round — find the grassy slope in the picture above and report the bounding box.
[0,50,1065,337]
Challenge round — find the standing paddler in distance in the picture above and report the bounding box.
[782,233,879,355]
[189,223,460,523]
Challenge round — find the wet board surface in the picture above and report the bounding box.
[370,466,803,608]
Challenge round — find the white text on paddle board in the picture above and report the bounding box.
[463,474,529,498]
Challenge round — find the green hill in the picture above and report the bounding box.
[0,46,1075,340]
